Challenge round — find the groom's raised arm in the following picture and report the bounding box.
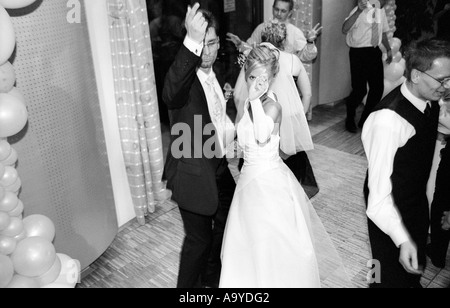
[162,3,206,109]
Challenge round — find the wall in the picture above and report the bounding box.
[317,0,355,105]
[85,1,135,227]
[8,0,118,269]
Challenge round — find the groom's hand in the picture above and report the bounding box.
[185,3,207,44]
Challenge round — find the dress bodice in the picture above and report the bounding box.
[237,100,281,166]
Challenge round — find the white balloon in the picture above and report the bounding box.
[0,61,15,93]
[7,87,27,106]
[0,93,28,138]
[0,6,15,66]
[53,253,80,288]
[0,0,38,9]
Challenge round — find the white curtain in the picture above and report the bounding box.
[107,0,170,225]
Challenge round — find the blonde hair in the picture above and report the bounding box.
[261,21,287,49]
[244,44,280,82]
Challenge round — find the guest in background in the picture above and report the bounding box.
[226,0,322,63]
[428,93,450,269]
[362,38,450,288]
[162,4,236,288]
[342,0,393,133]
[433,0,450,41]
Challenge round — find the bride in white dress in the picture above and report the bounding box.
[219,44,350,288]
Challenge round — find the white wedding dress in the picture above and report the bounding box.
[220,95,350,288]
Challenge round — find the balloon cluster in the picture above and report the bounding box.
[0,0,79,288]
[381,0,406,97]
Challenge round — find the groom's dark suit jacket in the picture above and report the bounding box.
[162,44,226,216]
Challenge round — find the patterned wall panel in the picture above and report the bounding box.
[8,0,118,270]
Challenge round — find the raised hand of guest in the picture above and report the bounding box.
[306,23,323,42]
[226,32,242,48]
[185,3,207,44]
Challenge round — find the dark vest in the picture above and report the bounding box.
[365,86,439,237]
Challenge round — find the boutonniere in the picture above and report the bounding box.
[223,83,234,101]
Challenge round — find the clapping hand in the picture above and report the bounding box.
[306,23,323,42]
[185,3,207,44]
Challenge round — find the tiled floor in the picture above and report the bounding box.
[77,102,450,288]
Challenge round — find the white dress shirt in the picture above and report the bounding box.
[184,36,235,157]
[345,6,390,48]
[362,82,431,247]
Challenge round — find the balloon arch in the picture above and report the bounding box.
[0,0,79,288]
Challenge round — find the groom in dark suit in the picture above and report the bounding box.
[162,3,236,288]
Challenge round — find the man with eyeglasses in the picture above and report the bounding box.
[361,38,450,288]
[162,3,236,288]
[226,0,322,62]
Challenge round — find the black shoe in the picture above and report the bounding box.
[345,119,357,133]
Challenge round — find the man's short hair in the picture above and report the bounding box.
[404,38,450,81]
[273,0,294,12]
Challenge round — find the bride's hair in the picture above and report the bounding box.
[244,45,280,82]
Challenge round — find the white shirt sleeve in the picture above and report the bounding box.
[381,8,390,33]
[247,23,264,46]
[361,109,416,247]
[183,36,203,57]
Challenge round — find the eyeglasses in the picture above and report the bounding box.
[204,38,220,50]
[420,70,450,89]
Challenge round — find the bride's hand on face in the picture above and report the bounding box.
[248,75,269,101]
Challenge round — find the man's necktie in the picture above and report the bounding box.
[371,10,379,47]
[206,76,223,123]
[424,102,431,117]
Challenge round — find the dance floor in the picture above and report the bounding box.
[78,103,450,288]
